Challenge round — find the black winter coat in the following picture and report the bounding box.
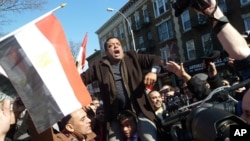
[81,51,165,122]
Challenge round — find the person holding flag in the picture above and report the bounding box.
[0,3,92,138]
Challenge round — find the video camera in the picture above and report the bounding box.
[171,0,211,17]
[159,79,250,141]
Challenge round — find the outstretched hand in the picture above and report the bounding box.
[165,61,191,82]
[165,61,182,78]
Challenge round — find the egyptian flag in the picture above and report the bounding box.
[76,32,88,73]
[0,9,91,133]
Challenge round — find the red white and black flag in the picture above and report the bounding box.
[0,5,91,133]
[76,32,88,73]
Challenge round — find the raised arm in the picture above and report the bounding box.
[199,0,250,60]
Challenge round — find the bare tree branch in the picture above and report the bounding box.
[0,0,47,25]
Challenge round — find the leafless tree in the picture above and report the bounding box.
[0,0,47,25]
[69,40,81,60]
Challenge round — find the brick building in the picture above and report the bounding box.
[94,0,250,88]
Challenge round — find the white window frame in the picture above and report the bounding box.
[128,17,132,35]
[218,0,227,12]
[164,0,169,11]
[201,33,213,55]
[152,0,169,18]
[157,19,174,42]
[160,46,170,61]
[134,12,141,30]
[186,40,196,60]
[241,0,250,6]
[138,36,145,50]
[143,8,150,23]
[181,10,191,32]
[197,13,207,24]
[243,16,250,31]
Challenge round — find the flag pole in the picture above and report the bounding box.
[0,3,67,42]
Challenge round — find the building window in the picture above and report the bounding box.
[181,10,191,32]
[157,19,174,42]
[186,40,196,60]
[160,46,170,61]
[243,16,250,31]
[101,38,106,56]
[113,28,118,37]
[147,32,154,48]
[197,13,207,24]
[153,0,169,17]
[123,45,128,51]
[241,0,250,6]
[147,31,153,40]
[128,17,132,35]
[202,33,213,55]
[108,32,112,38]
[218,0,227,12]
[164,0,169,11]
[158,0,165,15]
[143,8,150,23]
[119,25,124,39]
[101,38,106,51]
[134,13,141,30]
[138,36,145,50]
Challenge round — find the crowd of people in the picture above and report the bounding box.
[1,0,250,140]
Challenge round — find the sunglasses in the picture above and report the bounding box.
[160,88,170,94]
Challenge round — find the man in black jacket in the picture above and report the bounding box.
[81,37,165,141]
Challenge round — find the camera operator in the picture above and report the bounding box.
[222,88,250,141]
[241,89,250,124]
[159,85,175,102]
